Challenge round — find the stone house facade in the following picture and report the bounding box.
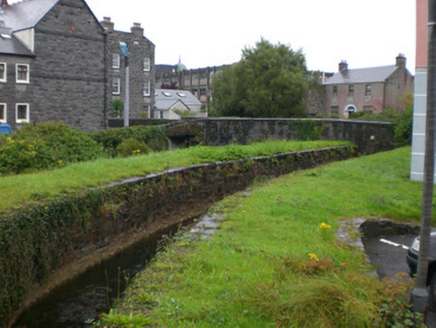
[101,17,155,120]
[324,55,414,117]
[0,0,155,132]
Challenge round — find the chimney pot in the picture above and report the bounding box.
[131,22,144,37]
[101,17,114,32]
[339,60,348,72]
[396,53,406,69]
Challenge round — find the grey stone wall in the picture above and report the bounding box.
[0,55,33,129]
[166,118,395,154]
[30,0,106,132]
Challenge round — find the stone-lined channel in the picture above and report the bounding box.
[12,224,181,327]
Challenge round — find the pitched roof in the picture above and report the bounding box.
[155,89,201,110]
[324,65,399,85]
[0,0,59,32]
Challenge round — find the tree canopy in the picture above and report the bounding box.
[211,39,308,118]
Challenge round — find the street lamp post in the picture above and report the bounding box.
[119,42,130,127]
[411,0,436,314]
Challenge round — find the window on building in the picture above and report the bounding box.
[159,111,164,119]
[16,103,29,123]
[16,64,29,83]
[0,104,6,123]
[332,86,338,97]
[143,57,151,72]
[143,80,150,97]
[0,63,6,82]
[200,88,206,96]
[365,84,372,97]
[112,54,120,69]
[112,78,120,95]
[331,106,339,114]
[363,106,373,113]
[348,85,354,97]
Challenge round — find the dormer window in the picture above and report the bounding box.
[16,64,29,84]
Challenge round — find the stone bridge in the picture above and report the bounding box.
[164,118,395,153]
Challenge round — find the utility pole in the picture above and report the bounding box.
[119,42,130,127]
[411,0,436,314]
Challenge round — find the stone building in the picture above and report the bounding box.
[101,17,155,120]
[324,55,414,117]
[0,0,155,132]
[154,88,202,120]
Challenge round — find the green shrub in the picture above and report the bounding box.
[115,138,150,157]
[0,122,103,175]
[90,125,168,157]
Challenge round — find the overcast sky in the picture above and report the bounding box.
[10,0,417,74]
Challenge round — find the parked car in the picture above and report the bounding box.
[407,231,436,285]
[0,124,12,135]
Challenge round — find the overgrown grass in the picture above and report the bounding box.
[0,140,346,215]
[98,147,428,327]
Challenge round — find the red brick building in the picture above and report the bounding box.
[324,55,414,117]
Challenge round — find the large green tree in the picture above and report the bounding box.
[211,39,308,118]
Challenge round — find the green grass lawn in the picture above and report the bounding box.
[0,140,347,215]
[96,147,428,327]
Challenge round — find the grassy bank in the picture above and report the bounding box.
[97,147,428,327]
[0,140,347,215]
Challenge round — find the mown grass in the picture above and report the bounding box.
[0,140,346,215]
[99,147,429,327]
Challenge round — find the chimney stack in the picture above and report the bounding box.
[396,53,406,69]
[131,22,144,37]
[101,17,114,32]
[338,60,348,72]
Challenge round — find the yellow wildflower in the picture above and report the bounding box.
[319,223,331,230]
[58,160,63,164]
[308,253,318,261]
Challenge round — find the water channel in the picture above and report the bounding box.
[12,224,183,328]
[12,215,418,327]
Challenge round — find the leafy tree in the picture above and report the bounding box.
[211,39,308,118]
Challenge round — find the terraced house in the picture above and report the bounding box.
[324,55,414,117]
[0,0,155,131]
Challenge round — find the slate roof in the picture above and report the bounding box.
[0,32,33,56]
[155,89,201,110]
[0,0,59,32]
[324,65,399,85]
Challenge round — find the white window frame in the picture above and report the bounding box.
[112,53,120,69]
[112,78,120,95]
[16,103,29,123]
[0,63,6,83]
[143,80,150,97]
[0,103,6,123]
[143,57,151,72]
[16,64,30,84]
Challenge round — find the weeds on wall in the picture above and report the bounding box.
[0,145,354,325]
[289,120,325,141]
